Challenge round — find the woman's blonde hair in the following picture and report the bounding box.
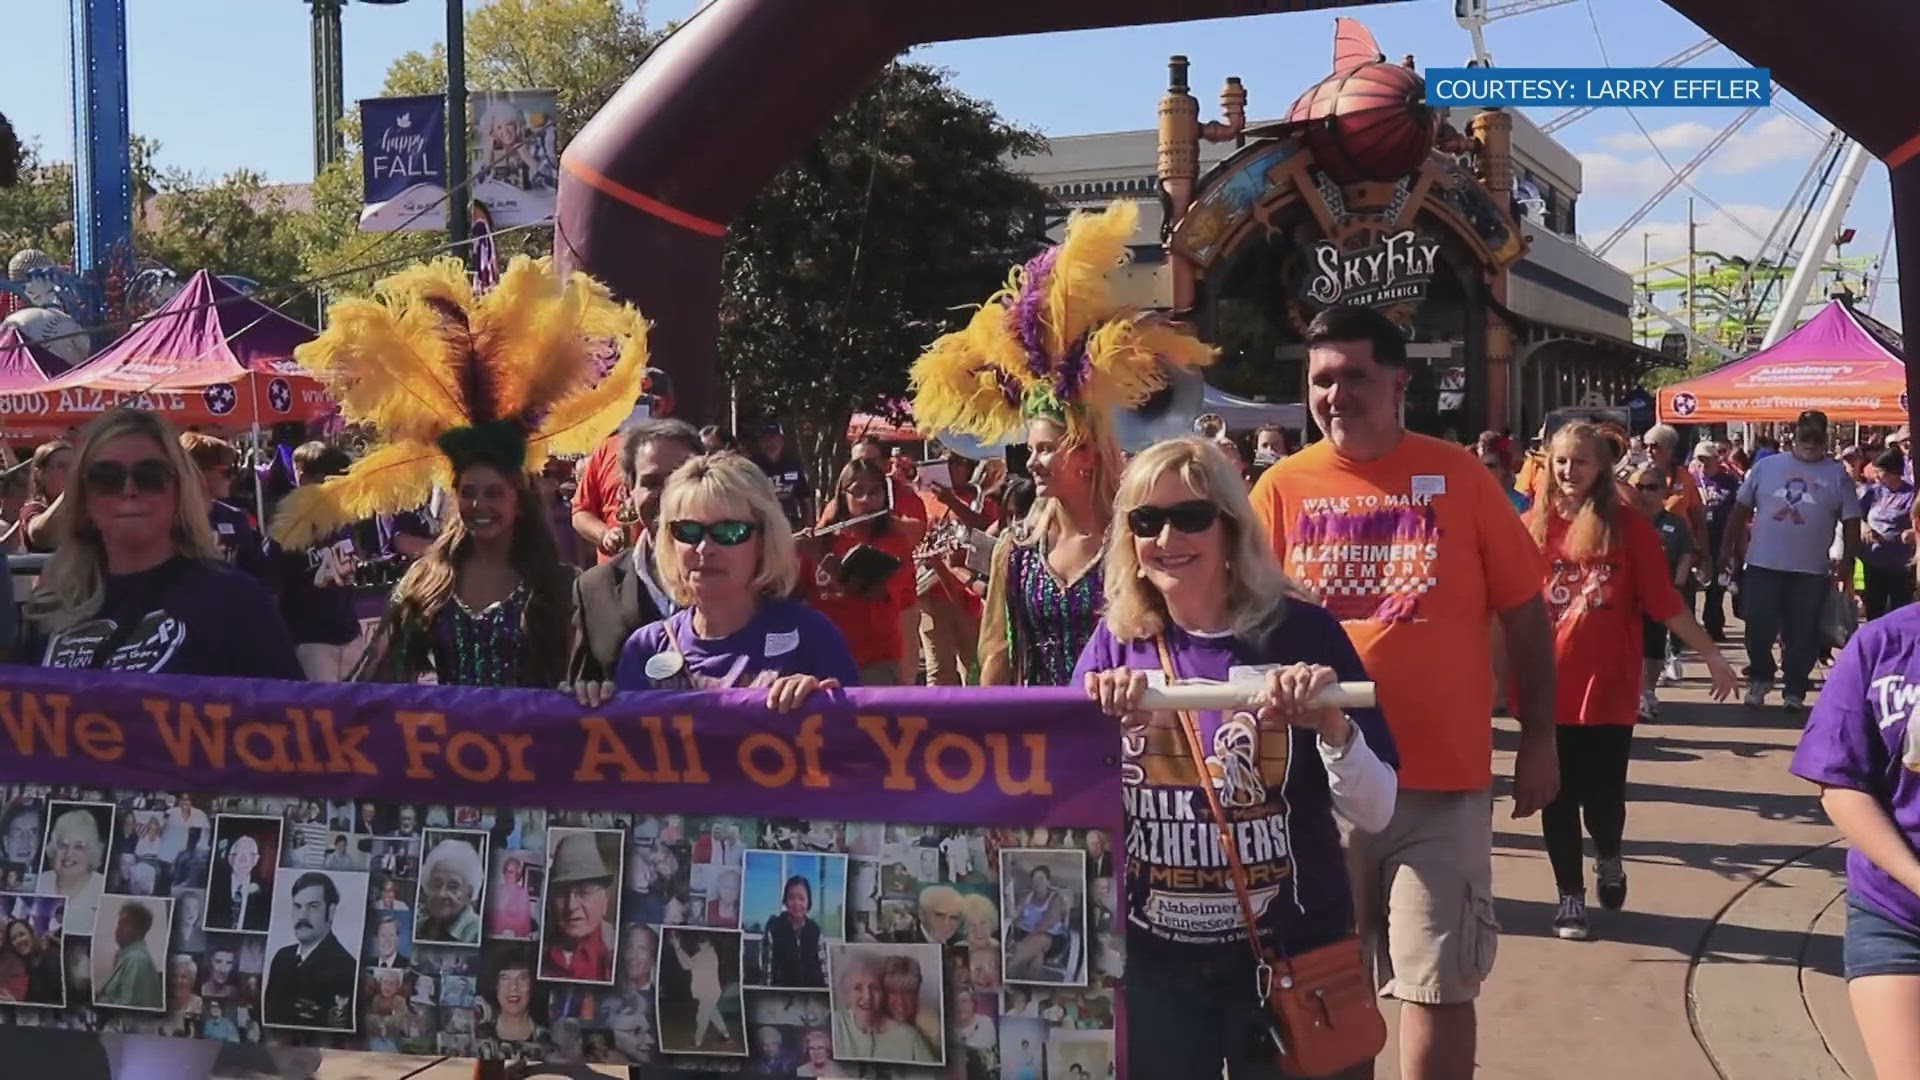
[27,409,220,633]
[1530,421,1622,562]
[653,452,800,606]
[1103,437,1302,643]
[28,440,73,503]
[1014,415,1125,549]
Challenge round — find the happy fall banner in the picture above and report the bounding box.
[0,669,1120,830]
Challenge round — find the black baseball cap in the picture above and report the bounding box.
[1795,410,1829,442]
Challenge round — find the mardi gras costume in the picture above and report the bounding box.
[908,200,1215,686]
[270,256,650,687]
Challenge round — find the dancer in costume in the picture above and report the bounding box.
[270,256,652,689]
[909,200,1215,687]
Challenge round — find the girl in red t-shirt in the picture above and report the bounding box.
[1526,421,1737,942]
[804,459,919,685]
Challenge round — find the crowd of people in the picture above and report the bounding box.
[0,214,1915,1080]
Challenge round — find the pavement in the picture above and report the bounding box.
[291,629,1864,1080]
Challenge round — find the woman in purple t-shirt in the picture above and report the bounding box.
[1791,608,1920,1078]
[592,452,857,713]
[18,408,300,1080]
[1075,438,1396,1079]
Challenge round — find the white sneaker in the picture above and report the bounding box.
[1744,681,1769,708]
[1554,893,1591,940]
[1664,656,1685,682]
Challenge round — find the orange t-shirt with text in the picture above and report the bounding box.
[1532,509,1686,728]
[570,437,627,565]
[1249,433,1547,792]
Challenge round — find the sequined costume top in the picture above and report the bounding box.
[1002,541,1103,688]
[357,584,538,688]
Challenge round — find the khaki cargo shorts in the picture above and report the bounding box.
[1341,788,1499,1005]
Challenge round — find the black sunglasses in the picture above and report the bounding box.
[1125,500,1220,538]
[668,519,758,547]
[1634,482,1667,492]
[84,459,176,497]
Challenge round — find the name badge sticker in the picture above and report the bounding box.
[765,630,800,657]
[1412,474,1447,498]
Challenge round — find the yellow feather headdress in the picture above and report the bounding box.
[908,200,1216,448]
[269,255,650,550]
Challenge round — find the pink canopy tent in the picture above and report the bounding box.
[8,271,329,439]
[1657,299,1908,425]
[0,323,67,392]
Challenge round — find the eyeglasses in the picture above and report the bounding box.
[667,519,758,546]
[1125,500,1220,538]
[84,459,176,497]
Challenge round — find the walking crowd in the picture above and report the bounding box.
[0,203,1916,1080]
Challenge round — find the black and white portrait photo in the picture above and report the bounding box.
[204,815,284,934]
[261,869,368,1031]
[414,829,487,947]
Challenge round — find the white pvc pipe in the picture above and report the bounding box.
[1762,139,1872,348]
[1137,681,1376,711]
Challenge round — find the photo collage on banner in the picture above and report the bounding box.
[0,789,1119,1076]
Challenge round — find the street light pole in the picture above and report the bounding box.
[446,0,469,258]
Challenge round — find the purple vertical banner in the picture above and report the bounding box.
[358,95,448,232]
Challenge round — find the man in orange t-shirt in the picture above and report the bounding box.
[1249,305,1558,1080]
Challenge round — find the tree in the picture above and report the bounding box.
[0,141,73,259]
[138,169,307,293]
[718,61,1051,486]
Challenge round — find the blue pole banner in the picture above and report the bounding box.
[1424,68,1772,109]
[358,95,449,233]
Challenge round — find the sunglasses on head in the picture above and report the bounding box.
[668,519,757,546]
[84,459,175,497]
[1125,499,1220,538]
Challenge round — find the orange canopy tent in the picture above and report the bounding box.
[0,271,329,439]
[1657,300,1907,424]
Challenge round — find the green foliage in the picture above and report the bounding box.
[0,141,73,260]
[137,168,306,294]
[718,61,1051,477]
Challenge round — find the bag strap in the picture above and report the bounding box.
[1152,635,1288,1002]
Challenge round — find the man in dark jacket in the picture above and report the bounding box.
[566,419,701,689]
[264,872,359,1031]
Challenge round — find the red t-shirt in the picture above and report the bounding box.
[570,437,627,565]
[1531,508,1686,727]
[806,527,917,667]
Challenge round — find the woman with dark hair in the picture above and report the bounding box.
[761,875,827,988]
[350,451,574,687]
[270,255,657,689]
[805,458,919,686]
[0,919,33,1002]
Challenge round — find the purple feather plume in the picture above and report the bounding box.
[1054,335,1092,402]
[1010,248,1059,377]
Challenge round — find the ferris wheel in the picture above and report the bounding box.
[1453,0,1887,361]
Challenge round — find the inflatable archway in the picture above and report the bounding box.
[554,0,1920,423]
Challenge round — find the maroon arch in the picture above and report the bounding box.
[555,0,1920,423]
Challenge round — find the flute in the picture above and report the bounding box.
[794,509,889,539]
[1137,681,1376,711]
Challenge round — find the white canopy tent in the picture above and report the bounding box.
[1200,384,1308,432]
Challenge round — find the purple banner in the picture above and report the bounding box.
[0,668,1120,830]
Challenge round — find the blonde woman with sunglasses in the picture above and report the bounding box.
[1075,438,1396,1079]
[605,453,859,713]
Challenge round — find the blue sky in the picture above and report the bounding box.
[5,0,1897,324]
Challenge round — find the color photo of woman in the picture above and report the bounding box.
[827,941,943,1066]
[38,801,112,931]
[1000,849,1088,987]
[0,893,66,1008]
